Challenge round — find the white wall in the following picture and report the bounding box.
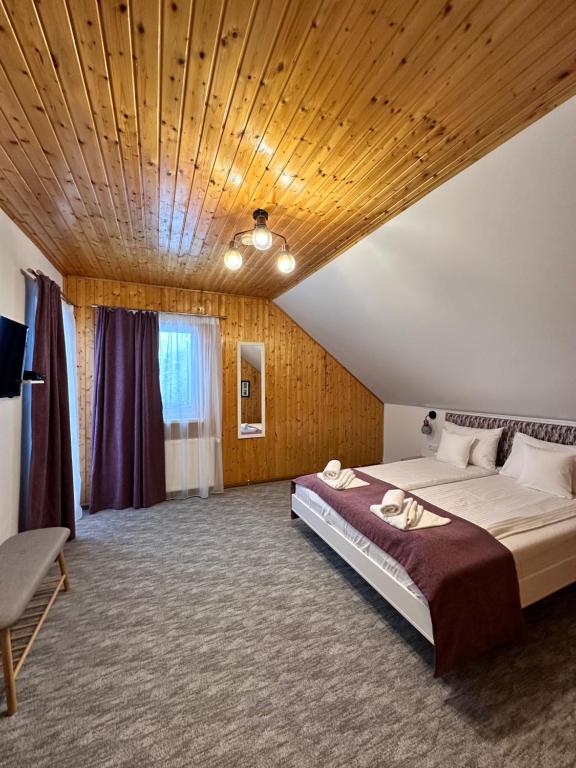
[276,96,576,422]
[382,404,576,463]
[0,209,62,544]
[383,404,445,462]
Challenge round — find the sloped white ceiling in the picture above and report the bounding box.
[275,97,576,421]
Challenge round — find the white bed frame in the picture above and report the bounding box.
[292,407,576,647]
[291,493,434,643]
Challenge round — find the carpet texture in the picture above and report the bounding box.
[1,481,575,767]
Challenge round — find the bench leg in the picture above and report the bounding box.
[58,551,70,591]
[1,628,16,716]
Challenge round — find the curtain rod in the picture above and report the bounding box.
[22,268,76,307]
[89,303,226,320]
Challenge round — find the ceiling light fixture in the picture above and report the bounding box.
[223,209,295,274]
[251,209,273,251]
[277,244,295,274]
[223,241,243,271]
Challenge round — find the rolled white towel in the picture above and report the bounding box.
[334,468,356,489]
[323,459,341,481]
[317,469,369,490]
[378,489,405,515]
[371,496,450,530]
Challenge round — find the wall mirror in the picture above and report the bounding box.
[237,342,265,438]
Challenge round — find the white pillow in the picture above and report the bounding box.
[500,432,576,492]
[444,422,503,470]
[517,444,574,498]
[436,429,475,469]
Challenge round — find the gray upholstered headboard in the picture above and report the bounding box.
[445,412,576,468]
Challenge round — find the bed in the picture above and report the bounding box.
[291,413,576,672]
[351,456,497,490]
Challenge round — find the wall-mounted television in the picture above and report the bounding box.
[0,315,28,398]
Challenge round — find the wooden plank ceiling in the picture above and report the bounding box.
[0,0,575,298]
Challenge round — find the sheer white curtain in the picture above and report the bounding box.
[159,313,223,499]
[61,301,83,521]
[19,275,38,528]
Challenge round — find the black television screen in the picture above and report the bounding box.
[0,315,28,398]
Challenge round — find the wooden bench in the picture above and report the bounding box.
[0,528,70,716]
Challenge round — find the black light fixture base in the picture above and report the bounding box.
[252,208,268,221]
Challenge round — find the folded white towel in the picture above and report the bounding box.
[317,469,369,490]
[335,468,355,488]
[370,497,450,530]
[375,489,405,516]
[322,459,341,481]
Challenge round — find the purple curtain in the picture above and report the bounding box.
[26,275,75,538]
[90,308,166,513]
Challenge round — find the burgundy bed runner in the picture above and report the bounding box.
[292,471,523,675]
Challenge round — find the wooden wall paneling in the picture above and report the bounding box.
[0,190,68,274]
[261,2,536,258]
[2,2,576,296]
[176,0,296,268]
[0,32,95,273]
[0,115,73,266]
[0,114,66,263]
[157,0,194,261]
[235,0,445,286]
[174,0,257,266]
[208,0,576,294]
[97,1,147,267]
[280,0,576,274]
[259,1,477,261]
[175,0,323,276]
[200,0,482,289]
[164,0,219,263]
[0,0,109,277]
[66,0,140,276]
[201,0,374,290]
[131,0,161,264]
[0,145,69,271]
[67,276,383,504]
[301,50,576,279]
[33,0,132,280]
[229,0,576,288]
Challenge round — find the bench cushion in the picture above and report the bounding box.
[0,528,70,630]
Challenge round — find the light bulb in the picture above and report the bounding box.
[224,242,243,271]
[277,245,296,274]
[252,221,273,251]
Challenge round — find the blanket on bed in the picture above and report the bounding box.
[291,471,524,676]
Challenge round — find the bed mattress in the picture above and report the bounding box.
[417,475,576,606]
[357,457,497,490]
[294,474,576,608]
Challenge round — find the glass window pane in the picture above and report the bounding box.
[159,328,200,421]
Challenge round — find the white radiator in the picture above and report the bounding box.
[164,438,216,494]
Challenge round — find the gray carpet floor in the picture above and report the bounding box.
[1,481,575,768]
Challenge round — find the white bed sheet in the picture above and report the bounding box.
[295,474,576,608]
[417,475,576,604]
[357,457,497,490]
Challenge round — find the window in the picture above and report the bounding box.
[158,312,223,498]
[158,325,201,422]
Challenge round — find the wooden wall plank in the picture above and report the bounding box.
[67,275,383,505]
